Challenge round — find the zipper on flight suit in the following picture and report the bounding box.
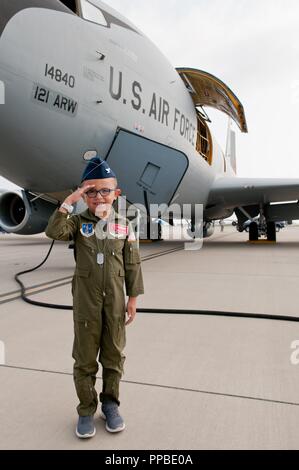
[95,230,107,300]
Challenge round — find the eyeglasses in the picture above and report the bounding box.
[85,188,116,198]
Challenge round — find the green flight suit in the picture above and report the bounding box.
[45,207,144,416]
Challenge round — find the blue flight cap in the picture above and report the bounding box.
[81,157,116,182]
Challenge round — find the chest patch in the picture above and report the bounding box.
[108,223,128,238]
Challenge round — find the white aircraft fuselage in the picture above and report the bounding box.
[2,1,299,240]
[0,0,231,214]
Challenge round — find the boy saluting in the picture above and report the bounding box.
[45,157,144,439]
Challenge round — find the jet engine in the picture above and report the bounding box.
[0,190,56,235]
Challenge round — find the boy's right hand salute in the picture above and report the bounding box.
[59,185,95,214]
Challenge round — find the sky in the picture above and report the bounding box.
[1,0,299,190]
[104,0,299,180]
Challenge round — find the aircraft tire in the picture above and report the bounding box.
[267,221,276,242]
[249,222,259,241]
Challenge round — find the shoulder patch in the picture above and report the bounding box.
[80,223,94,238]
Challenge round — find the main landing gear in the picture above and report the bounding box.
[248,221,276,242]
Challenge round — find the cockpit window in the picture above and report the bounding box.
[59,0,78,14]
[78,0,107,26]
[59,0,140,35]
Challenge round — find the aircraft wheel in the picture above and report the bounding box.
[187,224,202,239]
[151,222,162,241]
[148,218,163,241]
[249,222,259,241]
[157,222,162,240]
[267,221,276,242]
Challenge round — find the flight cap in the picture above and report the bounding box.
[81,157,116,182]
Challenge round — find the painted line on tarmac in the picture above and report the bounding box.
[0,247,184,305]
[1,363,299,408]
[0,280,72,305]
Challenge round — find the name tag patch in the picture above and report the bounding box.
[108,223,128,238]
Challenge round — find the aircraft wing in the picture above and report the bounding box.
[206,177,299,217]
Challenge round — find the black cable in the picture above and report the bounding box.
[14,240,72,310]
[137,308,299,322]
[14,240,299,322]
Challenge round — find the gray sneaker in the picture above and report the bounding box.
[101,402,125,433]
[76,415,96,439]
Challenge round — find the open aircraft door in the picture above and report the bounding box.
[176,68,248,133]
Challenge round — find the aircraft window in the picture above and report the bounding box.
[79,0,107,26]
[59,0,78,14]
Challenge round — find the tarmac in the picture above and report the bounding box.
[1,224,299,450]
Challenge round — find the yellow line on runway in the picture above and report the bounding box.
[247,240,276,244]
